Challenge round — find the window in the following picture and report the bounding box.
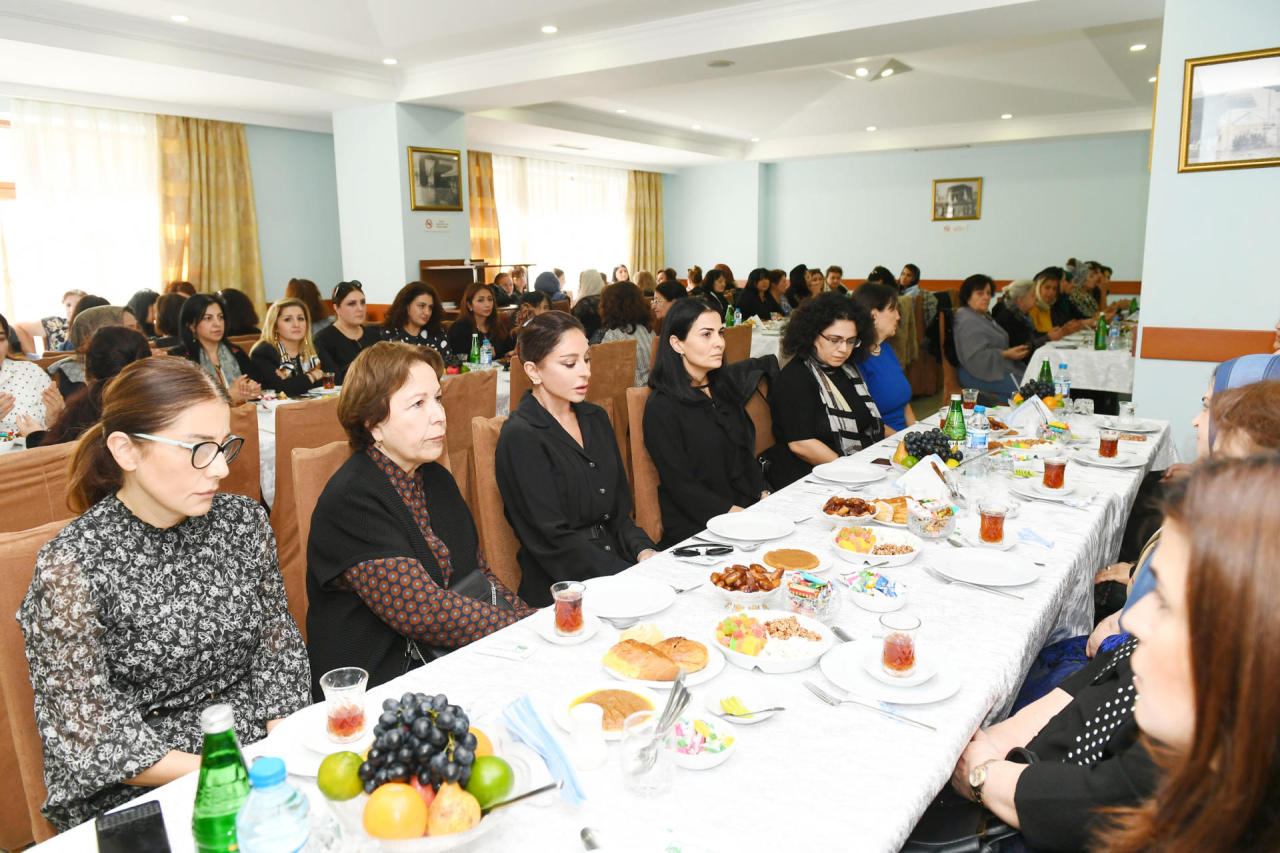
[0,117,15,320]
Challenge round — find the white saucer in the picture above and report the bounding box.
[819,644,960,705]
[290,702,377,755]
[955,519,1017,551]
[860,644,936,688]
[528,608,601,646]
[706,512,794,542]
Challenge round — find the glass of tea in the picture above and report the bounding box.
[1099,429,1120,458]
[1042,456,1067,490]
[880,613,920,677]
[961,388,979,411]
[319,666,368,742]
[978,500,1007,545]
[551,581,585,636]
[322,372,336,390]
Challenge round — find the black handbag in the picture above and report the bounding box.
[901,786,1020,853]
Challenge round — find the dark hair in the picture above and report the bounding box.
[45,327,152,445]
[155,293,188,338]
[331,280,364,309]
[519,290,550,310]
[687,265,703,286]
[852,281,899,314]
[701,269,727,294]
[0,312,22,360]
[337,342,441,451]
[868,266,895,286]
[516,311,586,364]
[68,357,229,512]
[460,282,511,345]
[782,291,873,362]
[745,268,768,292]
[511,266,527,282]
[178,293,229,352]
[826,265,844,277]
[662,268,679,282]
[612,264,629,282]
[958,274,995,308]
[600,281,654,333]
[384,281,443,337]
[766,269,786,287]
[655,281,687,303]
[713,264,735,288]
[164,281,197,296]
[285,278,330,321]
[648,297,722,401]
[218,288,260,336]
[1034,266,1065,285]
[902,263,921,286]
[493,271,512,286]
[787,264,811,306]
[71,295,110,323]
[125,289,159,335]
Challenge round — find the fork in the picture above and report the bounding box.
[598,615,641,629]
[668,582,704,595]
[922,565,1023,600]
[802,681,936,731]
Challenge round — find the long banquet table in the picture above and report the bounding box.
[35,412,1177,852]
[1019,331,1136,394]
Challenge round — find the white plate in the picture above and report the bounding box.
[1110,417,1162,434]
[582,576,676,619]
[931,551,1040,587]
[831,528,923,568]
[702,686,781,725]
[839,569,908,613]
[1071,448,1147,469]
[705,512,795,542]
[528,608,601,645]
[604,640,726,690]
[810,459,888,486]
[860,644,937,688]
[552,682,662,741]
[819,643,961,705]
[284,702,377,756]
[307,386,341,397]
[1010,479,1079,502]
[713,609,834,674]
[954,519,1017,551]
[670,715,737,770]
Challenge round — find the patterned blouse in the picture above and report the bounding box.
[1069,287,1100,319]
[18,493,311,830]
[379,325,451,358]
[0,357,53,432]
[334,448,531,647]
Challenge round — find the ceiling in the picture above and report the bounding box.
[0,0,1165,170]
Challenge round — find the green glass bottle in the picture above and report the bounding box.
[1094,312,1108,350]
[192,704,250,853]
[1037,360,1052,384]
[724,304,735,327]
[468,332,480,364]
[943,393,967,443]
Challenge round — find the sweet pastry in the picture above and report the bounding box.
[873,496,910,525]
[763,548,820,572]
[602,639,680,681]
[570,689,654,731]
[620,622,663,645]
[653,637,709,673]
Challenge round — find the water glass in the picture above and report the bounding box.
[1074,398,1095,417]
[620,711,674,796]
[319,667,368,743]
[1118,401,1136,426]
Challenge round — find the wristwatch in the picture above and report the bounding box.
[969,759,998,806]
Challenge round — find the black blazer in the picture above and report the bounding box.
[167,340,254,381]
[313,324,380,384]
[248,342,322,397]
[992,302,1049,355]
[735,288,781,321]
[446,317,514,360]
[496,392,654,606]
[642,385,765,548]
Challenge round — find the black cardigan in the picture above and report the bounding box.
[642,384,765,548]
[248,342,322,397]
[167,340,254,381]
[992,302,1049,356]
[313,324,380,384]
[496,392,654,606]
[446,317,514,360]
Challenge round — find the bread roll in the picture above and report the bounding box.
[602,639,680,681]
[654,637,709,673]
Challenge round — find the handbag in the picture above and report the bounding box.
[902,747,1038,853]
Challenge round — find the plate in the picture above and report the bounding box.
[713,609,834,674]
[528,608,601,645]
[604,640,725,690]
[954,519,1017,551]
[553,682,662,741]
[1071,448,1147,469]
[285,702,378,756]
[702,686,780,725]
[1010,479,1079,502]
[810,459,888,486]
[831,528,923,568]
[860,644,937,688]
[705,512,794,542]
[931,551,1040,587]
[670,715,737,770]
[839,569,908,613]
[819,643,961,705]
[1110,418,1162,434]
[307,386,341,397]
[582,576,676,619]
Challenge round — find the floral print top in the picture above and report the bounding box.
[18,493,311,830]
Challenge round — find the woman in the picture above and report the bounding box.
[514,290,552,333]
[899,264,921,295]
[249,298,325,397]
[851,282,917,431]
[380,281,450,357]
[285,277,334,336]
[571,270,606,341]
[633,269,656,296]
[125,289,159,338]
[643,299,768,548]
[952,274,1028,399]
[152,293,187,348]
[219,288,261,337]
[768,292,885,488]
[446,282,514,360]
[652,280,687,327]
[595,281,657,385]
[695,268,731,315]
[497,314,657,606]
[1070,262,1120,323]
[533,270,567,304]
[611,264,630,283]
[1028,268,1063,333]
[18,357,309,830]
[164,281,196,296]
[735,268,782,321]
[992,279,1065,355]
[49,306,136,399]
[785,263,811,309]
[306,343,531,692]
[168,294,261,405]
[0,312,61,434]
[687,265,703,290]
[14,289,85,353]
[766,269,793,315]
[314,281,380,384]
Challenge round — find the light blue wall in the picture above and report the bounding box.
[663,162,762,281]
[243,124,343,302]
[395,104,470,283]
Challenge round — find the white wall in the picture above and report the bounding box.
[663,162,762,280]
[395,105,470,284]
[1132,0,1280,460]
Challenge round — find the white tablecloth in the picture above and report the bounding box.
[1020,335,1135,394]
[254,398,304,509]
[37,416,1176,853]
[750,329,782,362]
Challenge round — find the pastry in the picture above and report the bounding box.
[570,689,654,731]
[620,622,663,645]
[763,548,820,572]
[874,496,910,525]
[602,639,681,681]
[653,637,709,673]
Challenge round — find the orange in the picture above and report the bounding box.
[469,726,494,757]
[363,782,428,839]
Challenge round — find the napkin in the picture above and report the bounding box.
[501,695,586,805]
[1007,396,1051,434]
[890,453,951,502]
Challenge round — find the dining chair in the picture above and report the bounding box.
[468,416,521,596]
[291,440,353,632]
[0,442,76,533]
[440,369,497,509]
[0,519,70,844]
[723,324,753,364]
[587,338,637,486]
[625,387,663,545]
[221,402,262,504]
[508,360,532,410]
[744,377,775,457]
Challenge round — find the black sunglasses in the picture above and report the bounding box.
[672,543,734,558]
[332,280,364,301]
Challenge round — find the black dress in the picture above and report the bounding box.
[249,342,322,396]
[380,325,451,358]
[446,317,514,360]
[992,302,1048,359]
[496,392,655,607]
[314,324,380,383]
[642,384,765,548]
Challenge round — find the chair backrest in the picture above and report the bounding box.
[439,369,497,507]
[939,305,962,398]
[508,360,531,410]
[723,324,753,364]
[228,334,259,351]
[587,338,637,485]
[221,402,262,503]
[0,443,76,533]
[268,396,345,641]
[0,520,70,844]
[468,416,521,595]
[625,387,662,544]
[744,377,775,457]
[291,441,353,582]
[31,355,62,373]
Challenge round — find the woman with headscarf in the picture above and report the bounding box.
[533,270,568,303]
[48,306,137,398]
[572,269,606,341]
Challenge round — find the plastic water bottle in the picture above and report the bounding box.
[1053,363,1072,401]
[1107,325,1121,351]
[733,308,743,327]
[479,338,494,368]
[235,757,310,853]
[192,704,250,853]
[966,405,990,453]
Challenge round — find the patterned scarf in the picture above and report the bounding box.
[198,342,242,388]
[804,356,883,456]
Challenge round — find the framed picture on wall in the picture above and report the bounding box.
[932,177,982,221]
[408,146,464,210]
[1179,46,1280,173]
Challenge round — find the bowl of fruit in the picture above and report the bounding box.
[1011,379,1062,409]
[892,428,963,471]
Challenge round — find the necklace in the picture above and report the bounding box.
[869,343,882,356]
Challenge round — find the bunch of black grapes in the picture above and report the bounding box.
[1019,379,1055,400]
[358,692,477,793]
[902,428,962,464]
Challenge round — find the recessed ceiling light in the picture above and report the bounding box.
[750,137,760,142]
[170,13,189,23]
[866,126,878,132]
[880,68,894,78]
[382,57,398,66]
[691,124,702,130]
[854,67,869,77]
[615,108,627,114]
[541,25,558,34]
[1001,113,1013,119]
[1148,76,1157,83]
[1129,43,1147,52]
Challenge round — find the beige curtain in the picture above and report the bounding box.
[625,170,664,276]
[467,150,502,266]
[158,116,264,311]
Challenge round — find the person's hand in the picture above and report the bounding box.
[0,391,14,420]
[275,366,292,380]
[1063,319,1085,334]
[1094,561,1133,585]
[637,549,657,562]
[15,413,43,436]
[228,375,261,404]
[1160,462,1192,482]
[41,382,64,424]
[1087,611,1123,658]
[1001,344,1031,360]
[1047,327,1065,341]
[951,729,1002,799]
[729,505,745,513]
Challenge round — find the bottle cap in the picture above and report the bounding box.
[199,703,235,734]
[974,405,985,413]
[950,394,960,400]
[1059,363,1067,368]
[248,756,287,788]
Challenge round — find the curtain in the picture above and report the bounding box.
[626,170,665,277]
[158,115,264,312]
[491,154,628,294]
[7,100,161,320]
[468,150,501,266]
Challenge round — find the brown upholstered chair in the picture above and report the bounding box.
[508,360,532,411]
[440,369,497,509]
[723,324,752,364]
[468,416,521,595]
[291,441,353,583]
[902,292,940,397]
[939,302,962,399]
[222,402,262,504]
[268,396,345,641]
[32,355,63,373]
[744,377,775,457]
[626,387,662,544]
[0,520,70,844]
[0,443,75,533]
[228,334,259,351]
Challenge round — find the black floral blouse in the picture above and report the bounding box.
[18,493,311,830]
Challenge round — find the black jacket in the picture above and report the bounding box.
[249,343,322,397]
[446,317,514,361]
[313,324,380,384]
[167,340,254,381]
[496,392,654,606]
[734,288,782,321]
[992,301,1048,356]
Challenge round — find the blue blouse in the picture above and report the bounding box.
[858,343,912,431]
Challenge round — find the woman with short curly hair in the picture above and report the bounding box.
[594,281,656,384]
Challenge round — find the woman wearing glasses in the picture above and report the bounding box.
[767,292,885,488]
[18,357,310,830]
[315,281,379,384]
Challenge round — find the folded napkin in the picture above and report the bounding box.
[1007,396,1052,435]
[891,453,951,503]
[502,695,586,805]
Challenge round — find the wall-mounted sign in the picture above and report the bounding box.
[424,217,452,231]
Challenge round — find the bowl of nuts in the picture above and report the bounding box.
[709,563,784,609]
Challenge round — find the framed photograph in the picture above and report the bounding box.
[408,147,463,210]
[1179,47,1280,173]
[932,177,982,221]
